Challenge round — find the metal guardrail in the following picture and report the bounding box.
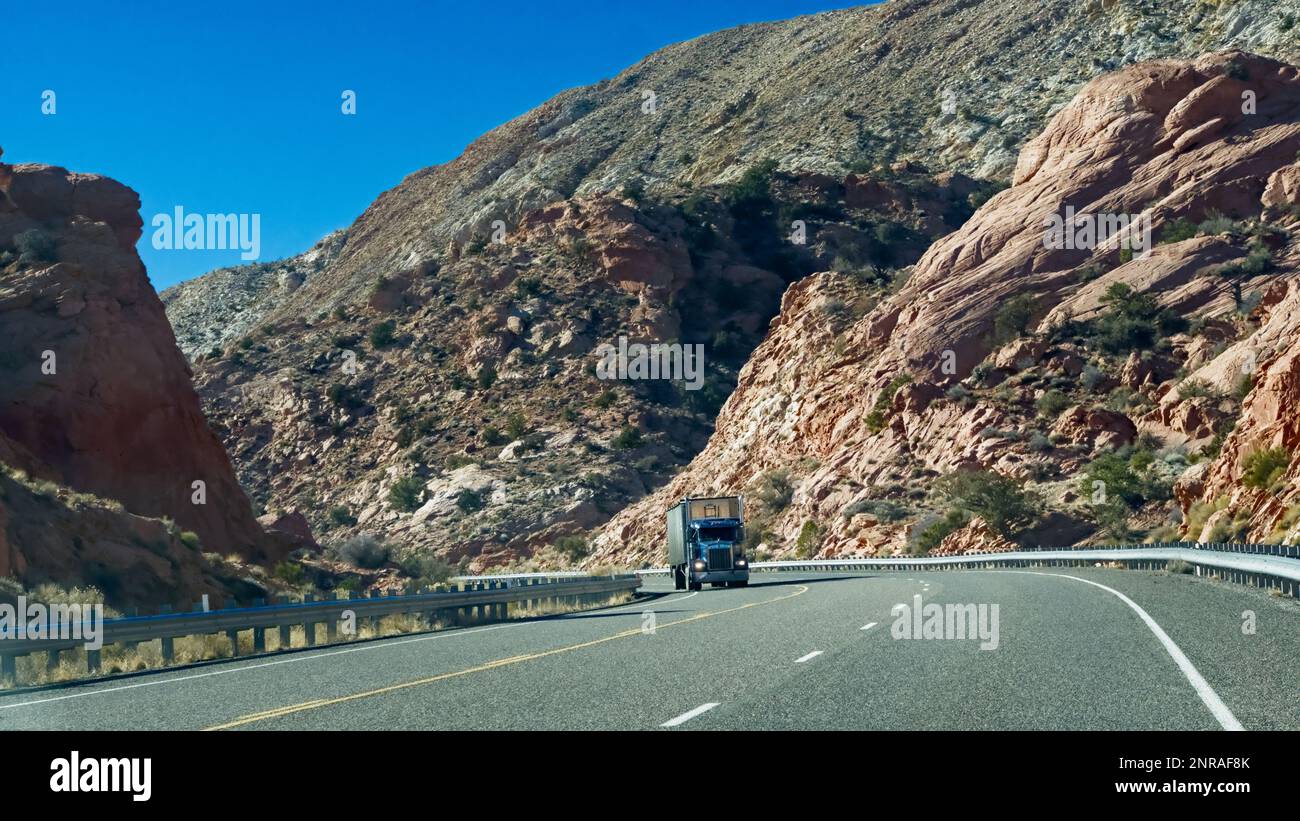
[0,575,641,685]
[633,546,1300,597]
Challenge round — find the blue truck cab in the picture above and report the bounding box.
[667,496,749,590]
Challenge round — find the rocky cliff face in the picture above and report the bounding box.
[164,0,1300,571]
[161,230,346,361]
[591,50,1300,565]
[0,151,277,603]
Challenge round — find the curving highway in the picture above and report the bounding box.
[0,567,1296,730]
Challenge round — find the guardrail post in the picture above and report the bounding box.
[253,628,266,653]
[327,618,338,643]
[227,629,241,656]
[279,624,291,649]
[46,648,60,671]
[1,653,16,682]
[161,636,175,664]
[87,648,101,674]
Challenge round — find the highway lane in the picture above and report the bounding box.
[0,568,1295,730]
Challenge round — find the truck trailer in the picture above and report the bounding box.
[667,496,749,590]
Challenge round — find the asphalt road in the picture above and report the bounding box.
[1,568,1296,730]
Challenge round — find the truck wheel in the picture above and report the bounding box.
[673,566,685,590]
[689,577,701,592]
[735,580,749,588]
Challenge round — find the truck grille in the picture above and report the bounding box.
[708,547,733,570]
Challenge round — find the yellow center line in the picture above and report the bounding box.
[205,584,809,730]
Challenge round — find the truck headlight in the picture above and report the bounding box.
[693,560,706,571]
[735,558,747,567]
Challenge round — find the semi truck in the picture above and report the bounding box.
[667,496,750,590]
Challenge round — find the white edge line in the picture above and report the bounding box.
[860,622,878,631]
[661,702,720,727]
[998,570,1244,731]
[794,650,824,663]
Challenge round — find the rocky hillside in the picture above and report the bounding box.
[166,0,1300,572]
[161,230,346,360]
[591,50,1300,565]
[0,151,285,605]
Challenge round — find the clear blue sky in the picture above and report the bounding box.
[3,0,859,289]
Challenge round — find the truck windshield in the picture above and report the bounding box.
[695,526,737,542]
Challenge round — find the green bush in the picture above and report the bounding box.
[754,469,794,511]
[554,535,590,561]
[1159,218,1198,244]
[476,365,497,389]
[387,476,426,512]
[1242,447,1289,490]
[273,562,306,585]
[328,505,357,526]
[611,425,644,450]
[13,229,56,264]
[455,489,485,513]
[795,520,823,558]
[505,412,528,440]
[332,534,391,569]
[993,294,1038,344]
[179,531,202,550]
[1035,389,1071,417]
[866,373,912,433]
[369,320,398,349]
[914,510,968,554]
[327,383,363,409]
[938,470,1038,539]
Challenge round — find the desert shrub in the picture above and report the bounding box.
[1165,559,1194,574]
[481,426,508,446]
[621,178,646,202]
[399,554,453,585]
[514,276,545,298]
[387,476,426,512]
[794,520,823,558]
[1079,451,1146,509]
[328,505,357,526]
[1242,447,1290,490]
[178,531,202,550]
[554,535,590,561]
[866,373,912,433]
[369,320,398,349]
[1088,282,1186,355]
[1160,218,1199,244]
[913,509,969,554]
[1177,379,1219,401]
[476,365,497,389]
[332,533,391,569]
[592,389,617,409]
[327,383,363,409]
[455,489,484,513]
[505,412,528,440]
[993,294,1037,344]
[945,384,971,403]
[611,425,644,450]
[13,229,56,264]
[754,469,794,511]
[273,562,306,585]
[1035,389,1071,417]
[938,470,1038,539]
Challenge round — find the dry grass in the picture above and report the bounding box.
[1,589,631,689]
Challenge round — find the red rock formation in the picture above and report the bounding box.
[591,52,1300,565]
[930,518,1018,557]
[0,149,276,569]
